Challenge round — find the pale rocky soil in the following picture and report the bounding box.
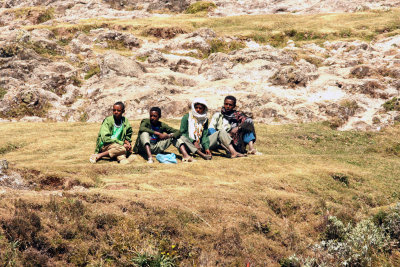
[1,1,400,131]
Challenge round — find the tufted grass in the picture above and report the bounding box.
[22,8,400,47]
[0,121,400,265]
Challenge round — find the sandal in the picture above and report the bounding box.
[204,155,212,160]
[89,154,98,164]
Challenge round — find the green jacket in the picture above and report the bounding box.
[94,116,132,153]
[133,118,180,153]
[180,113,210,150]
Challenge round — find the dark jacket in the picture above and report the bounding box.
[133,118,180,153]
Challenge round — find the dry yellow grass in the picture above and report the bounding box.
[1,121,400,265]
[24,8,400,47]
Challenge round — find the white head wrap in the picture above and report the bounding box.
[188,98,209,141]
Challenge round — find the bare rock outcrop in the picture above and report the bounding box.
[269,60,319,87]
[2,1,400,131]
[100,52,146,78]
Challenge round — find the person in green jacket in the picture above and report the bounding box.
[178,98,212,161]
[133,107,184,163]
[90,102,133,164]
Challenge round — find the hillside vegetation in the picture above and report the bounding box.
[28,8,400,47]
[1,121,400,265]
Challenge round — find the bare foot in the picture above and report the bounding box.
[182,157,196,163]
[89,154,98,164]
[230,153,246,158]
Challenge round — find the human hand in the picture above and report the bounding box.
[158,133,170,140]
[194,140,201,149]
[230,127,239,135]
[123,142,131,151]
[205,149,211,155]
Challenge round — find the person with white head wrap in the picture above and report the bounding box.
[177,98,212,161]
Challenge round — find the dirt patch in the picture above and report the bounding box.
[17,168,87,190]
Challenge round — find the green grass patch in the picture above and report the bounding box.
[84,65,100,80]
[208,38,245,55]
[185,1,216,14]
[383,97,400,111]
[37,8,54,24]
[0,103,51,119]
[136,55,148,62]
[0,143,21,155]
[0,87,7,99]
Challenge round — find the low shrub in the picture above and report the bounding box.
[331,173,349,186]
[381,203,400,243]
[323,216,348,241]
[0,44,20,58]
[290,211,397,266]
[279,254,300,267]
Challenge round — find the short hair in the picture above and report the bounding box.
[224,95,236,106]
[114,101,125,111]
[150,106,162,117]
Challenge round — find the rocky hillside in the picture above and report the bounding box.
[1,0,400,131]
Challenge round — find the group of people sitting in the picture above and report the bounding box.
[90,96,259,164]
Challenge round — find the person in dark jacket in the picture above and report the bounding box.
[133,107,183,163]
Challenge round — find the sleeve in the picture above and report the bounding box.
[223,117,232,132]
[125,120,132,143]
[162,122,180,138]
[99,118,122,145]
[138,119,155,135]
[201,120,210,150]
[180,114,194,143]
[209,113,219,131]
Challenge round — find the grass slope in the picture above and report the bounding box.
[1,121,400,265]
[26,8,400,47]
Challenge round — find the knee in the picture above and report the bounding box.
[116,144,127,153]
[139,132,151,144]
[109,144,126,157]
[140,132,150,139]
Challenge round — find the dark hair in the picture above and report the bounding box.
[114,101,125,111]
[224,95,236,106]
[150,107,162,117]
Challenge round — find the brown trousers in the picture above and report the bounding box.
[101,143,127,162]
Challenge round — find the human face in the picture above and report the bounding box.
[194,103,206,115]
[224,99,235,112]
[150,111,160,124]
[113,104,124,120]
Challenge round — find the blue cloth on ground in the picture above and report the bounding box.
[156,153,177,164]
[243,132,255,144]
[208,128,216,135]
